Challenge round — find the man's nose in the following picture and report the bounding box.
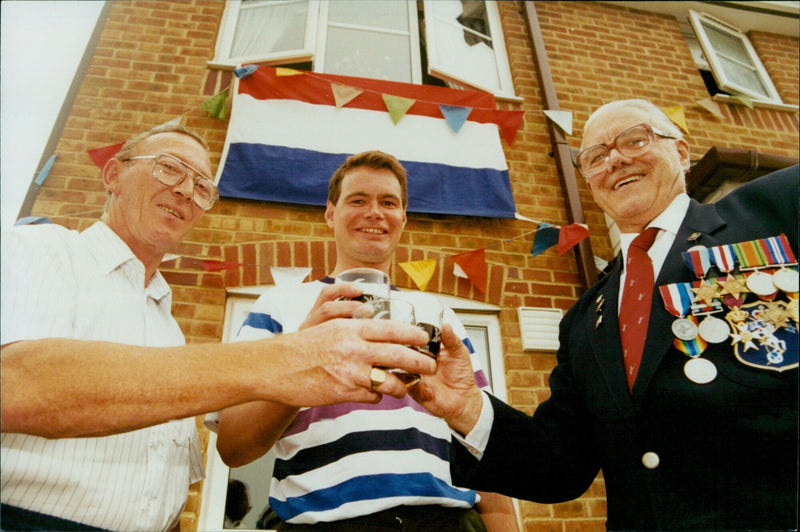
[172,175,196,202]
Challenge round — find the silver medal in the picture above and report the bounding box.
[684,357,717,384]
[746,270,776,296]
[671,317,699,341]
[697,315,730,344]
[772,268,799,293]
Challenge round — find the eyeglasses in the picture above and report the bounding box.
[123,153,219,210]
[576,123,678,178]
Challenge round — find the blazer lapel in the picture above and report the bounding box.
[632,200,727,396]
[590,255,636,415]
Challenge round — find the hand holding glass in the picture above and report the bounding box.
[334,268,391,302]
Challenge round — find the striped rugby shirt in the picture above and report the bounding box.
[1,222,203,531]
[236,279,492,524]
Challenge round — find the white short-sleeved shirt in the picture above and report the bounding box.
[1,222,203,531]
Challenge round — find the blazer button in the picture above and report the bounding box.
[642,452,660,469]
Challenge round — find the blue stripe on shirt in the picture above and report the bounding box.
[269,472,476,521]
[274,428,449,480]
[241,312,283,333]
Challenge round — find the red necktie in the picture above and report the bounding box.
[619,227,659,391]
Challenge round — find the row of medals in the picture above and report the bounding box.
[665,236,799,384]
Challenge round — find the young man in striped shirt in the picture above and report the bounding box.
[215,151,518,531]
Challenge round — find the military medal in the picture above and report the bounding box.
[733,239,778,299]
[683,248,730,343]
[764,234,799,293]
[684,357,717,384]
[659,283,698,341]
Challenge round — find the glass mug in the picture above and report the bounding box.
[411,299,444,361]
[334,268,391,302]
[353,298,422,386]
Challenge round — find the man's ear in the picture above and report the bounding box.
[324,201,335,229]
[676,138,691,172]
[102,158,123,195]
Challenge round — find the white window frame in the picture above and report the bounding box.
[199,286,511,531]
[423,0,516,100]
[208,0,320,70]
[688,9,783,105]
[208,0,518,99]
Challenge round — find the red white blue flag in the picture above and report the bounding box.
[216,66,519,218]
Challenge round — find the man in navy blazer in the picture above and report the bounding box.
[412,99,798,530]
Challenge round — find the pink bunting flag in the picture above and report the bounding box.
[202,260,244,272]
[331,82,363,109]
[452,248,487,293]
[557,223,590,256]
[88,142,125,170]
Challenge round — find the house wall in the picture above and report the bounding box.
[24,1,798,531]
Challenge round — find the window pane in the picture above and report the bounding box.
[324,26,412,81]
[328,0,409,32]
[426,0,501,93]
[464,324,493,388]
[702,23,769,97]
[231,0,308,58]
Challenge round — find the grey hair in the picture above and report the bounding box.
[583,99,684,143]
[114,123,209,162]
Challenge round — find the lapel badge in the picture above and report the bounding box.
[687,231,702,242]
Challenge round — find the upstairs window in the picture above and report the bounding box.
[687,9,783,105]
[211,0,517,99]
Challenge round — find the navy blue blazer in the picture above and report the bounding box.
[453,165,799,530]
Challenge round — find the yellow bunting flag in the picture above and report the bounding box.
[382,94,416,125]
[729,93,753,109]
[275,67,304,77]
[331,82,363,109]
[399,260,437,291]
[696,98,725,119]
[662,105,689,135]
[200,90,228,120]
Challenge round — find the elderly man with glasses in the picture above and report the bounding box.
[0,124,435,532]
[411,99,798,530]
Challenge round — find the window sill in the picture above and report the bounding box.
[713,94,799,112]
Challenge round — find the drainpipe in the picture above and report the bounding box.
[523,1,597,290]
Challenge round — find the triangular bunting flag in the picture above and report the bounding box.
[331,82,363,109]
[696,98,724,119]
[399,259,437,291]
[453,263,468,279]
[557,223,590,256]
[439,104,472,133]
[452,249,487,293]
[234,65,258,79]
[88,142,125,169]
[531,222,560,256]
[275,67,303,77]
[662,105,689,135]
[382,94,416,125]
[34,154,56,186]
[543,110,573,135]
[496,109,524,146]
[270,266,311,286]
[200,90,228,120]
[202,260,243,272]
[159,116,184,127]
[729,93,753,109]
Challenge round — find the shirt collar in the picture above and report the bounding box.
[618,193,690,260]
[82,222,172,301]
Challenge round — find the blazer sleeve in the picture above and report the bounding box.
[452,303,602,503]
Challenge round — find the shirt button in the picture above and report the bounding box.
[642,451,660,469]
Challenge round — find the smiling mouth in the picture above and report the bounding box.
[613,174,644,190]
[158,205,184,220]
[358,227,386,235]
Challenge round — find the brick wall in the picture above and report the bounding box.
[24,1,798,531]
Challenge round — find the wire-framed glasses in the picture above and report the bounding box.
[576,123,678,178]
[123,153,219,210]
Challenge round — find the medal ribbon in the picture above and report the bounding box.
[673,315,707,357]
[709,244,737,274]
[682,247,713,278]
[763,234,797,266]
[732,240,768,270]
[659,282,693,318]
